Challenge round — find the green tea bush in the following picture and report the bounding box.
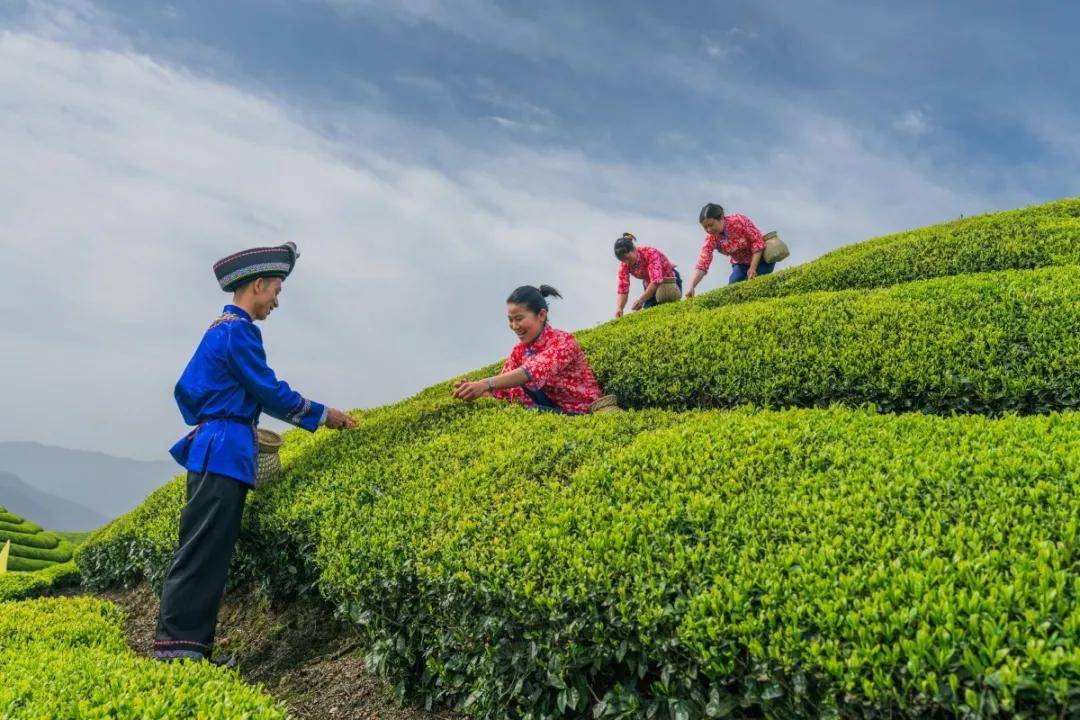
[582,266,1080,415]
[78,401,1080,718]
[403,265,1080,420]
[0,504,75,571]
[390,200,1080,409]
[75,200,1080,718]
[76,478,185,591]
[0,561,80,601]
[6,539,74,563]
[0,596,126,647]
[0,527,64,549]
[78,398,489,595]
[553,197,1080,347]
[0,518,43,534]
[690,196,1080,309]
[0,597,287,718]
[7,554,68,572]
[55,530,91,547]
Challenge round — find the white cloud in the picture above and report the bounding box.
[487,115,548,133]
[894,109,930,137]
[704,41,728,59]
[16,0,117,42]
[1025,113,1080,165]
[395,72,459,108]
[0,2,1032,460]
[704,27,757,59]
[488,115,522,128]
[472,77,557,132]
[0,20,677,458]
[318,0,542,55]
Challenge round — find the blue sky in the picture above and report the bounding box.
[1,0,1078,458]
[77,0,1080,182]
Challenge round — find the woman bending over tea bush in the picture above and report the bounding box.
[452,285,607,414]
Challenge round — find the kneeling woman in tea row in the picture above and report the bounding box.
[614,233,682,318]
[452,285,604,414]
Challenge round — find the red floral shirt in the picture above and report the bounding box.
[617,245,678,295]
[492,325,602,414]
[696,213,765,270]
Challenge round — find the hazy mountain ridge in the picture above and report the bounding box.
[0,442,178,530]
[0,471,107,531]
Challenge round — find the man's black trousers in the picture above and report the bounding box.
[153,470,248,660]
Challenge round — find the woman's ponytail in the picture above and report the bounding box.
[507,284,562,314]
[614,233,636,260]
[537,285,562,300]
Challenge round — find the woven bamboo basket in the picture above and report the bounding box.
[255,428,284,487]
[588,394,624,414]
[655,277,682,304]
[762,231,790,264]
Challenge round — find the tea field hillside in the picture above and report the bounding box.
[0,504,75,572]
[0,596,288,717]
[5,197,1080,719]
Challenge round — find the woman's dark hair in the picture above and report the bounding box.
[507,284,562,314]
[699,203,725,223]
[614,232,636,260]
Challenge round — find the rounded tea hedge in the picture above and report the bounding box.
[0,505,74,572]
[0,596,287,718]
[73,196,1080,719]
[77,400,1080,718]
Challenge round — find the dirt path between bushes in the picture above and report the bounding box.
[87,583,458,720]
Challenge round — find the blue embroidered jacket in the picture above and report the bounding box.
[169,305,326,486]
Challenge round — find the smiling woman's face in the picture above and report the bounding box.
[702,216,725,236]
[507,302,546,344]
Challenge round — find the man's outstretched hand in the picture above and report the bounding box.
[326,407,357,430]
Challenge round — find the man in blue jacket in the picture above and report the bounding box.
[154,241,356,662]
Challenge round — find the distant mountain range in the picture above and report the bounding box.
[0,442,178,532]
[0,471,106,533]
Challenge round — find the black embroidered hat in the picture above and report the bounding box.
[213,242,300,292]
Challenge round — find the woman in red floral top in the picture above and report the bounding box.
[452,285,603,415]
[614,233,682,318]
[686,203,774,297]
